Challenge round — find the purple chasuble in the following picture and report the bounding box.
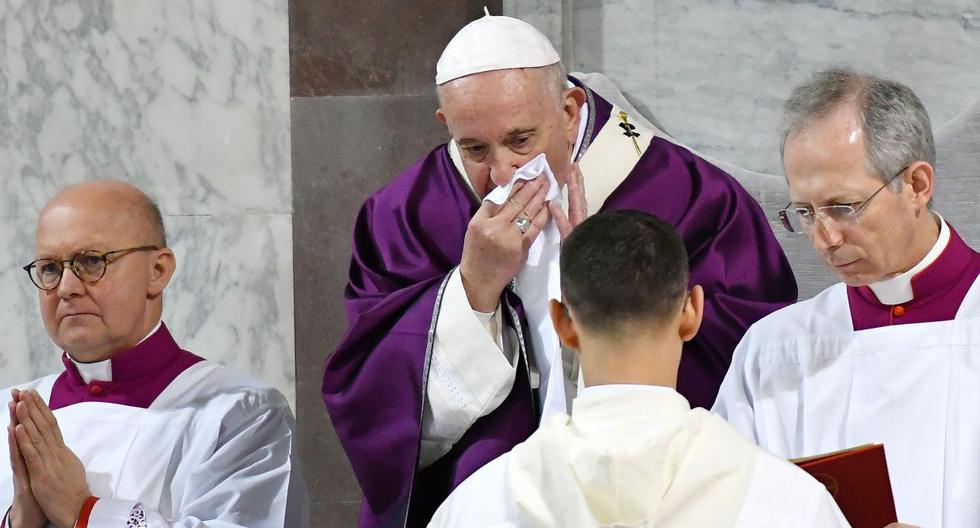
[49,323,204,410]
[847,225,980,330]
[323,79,797,528]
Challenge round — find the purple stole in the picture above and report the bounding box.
[323,80,798,527]
[848,226,980,330]
[49,323,204,410]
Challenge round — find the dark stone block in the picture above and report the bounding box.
[290,1,502,97]
[310,501,361,527]
[291,94,450,512]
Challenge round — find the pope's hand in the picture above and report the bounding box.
[551,162,588,240]
[461,178,550,312]
[7,390,47,528]
[13,390,91,528]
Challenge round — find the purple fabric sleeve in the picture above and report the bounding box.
[322,147,537,527]
[598,131,798,408]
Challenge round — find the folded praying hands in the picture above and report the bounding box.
[7,389,91,528]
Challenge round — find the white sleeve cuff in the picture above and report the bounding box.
[421,268,520,467]
[434,269,519,386]
[86,499,142,525]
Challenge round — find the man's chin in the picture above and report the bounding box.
[54,330,110,362]
[833,268,880,288]
[825,258,870,285]
[60,344,113,363]
[838,275,872,287]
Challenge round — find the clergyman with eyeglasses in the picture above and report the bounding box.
[713,69,980,528]
[2,180,307,527]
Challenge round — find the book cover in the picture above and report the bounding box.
[792,443,898,528]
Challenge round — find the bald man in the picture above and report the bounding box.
[2,181,307,528]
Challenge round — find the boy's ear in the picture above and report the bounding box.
[678,285,704,342]
[550,299,580,350]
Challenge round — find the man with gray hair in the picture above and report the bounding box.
[714,68,980,527]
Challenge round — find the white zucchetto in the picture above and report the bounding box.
[435,9,560,85]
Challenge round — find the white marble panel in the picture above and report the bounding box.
[0,0,290,215]
[0,213,296,410]
[165,213,296,408]
[512,0,980,174]
[504,0,570,61]
[0,218,62,387]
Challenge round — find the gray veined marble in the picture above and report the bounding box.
[0,0,295,410]
[0,220,62,388]
[164,214,296,407]
[510,0,980,175]
[0,0,290,215]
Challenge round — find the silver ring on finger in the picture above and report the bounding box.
[514,216,531,234]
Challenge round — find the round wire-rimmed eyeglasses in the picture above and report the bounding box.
[22,245,159,291]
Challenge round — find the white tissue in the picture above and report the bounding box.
[484,153,562,206]
[483,153,568,418]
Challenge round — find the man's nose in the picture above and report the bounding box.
[488,152,525,188]
[810,217,844,251]
[57,266,86,299]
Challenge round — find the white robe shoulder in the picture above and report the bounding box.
[0,361,308,528]
[430,389,846,528]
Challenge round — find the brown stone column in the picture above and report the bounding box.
[289,2,502,524]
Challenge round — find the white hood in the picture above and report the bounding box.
[507,386,758,527]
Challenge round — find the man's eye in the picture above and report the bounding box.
[463,145,486,157]
[39,262,60,275]
[78,255,103,267]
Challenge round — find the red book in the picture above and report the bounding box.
[792,444,898,528]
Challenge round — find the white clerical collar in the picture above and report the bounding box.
[868,214,949,305]
[68,320,163,384]
[579,383,678,399]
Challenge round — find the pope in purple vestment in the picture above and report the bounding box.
[323,84,797,528]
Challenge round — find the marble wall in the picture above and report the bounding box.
[507,0,980,175]
[0,1,295,407]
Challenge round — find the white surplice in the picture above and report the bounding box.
[0,361,308,527]
[713,276,980,527]
[429,385,846,528]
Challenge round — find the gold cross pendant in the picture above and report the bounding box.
[617,111,643,157]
